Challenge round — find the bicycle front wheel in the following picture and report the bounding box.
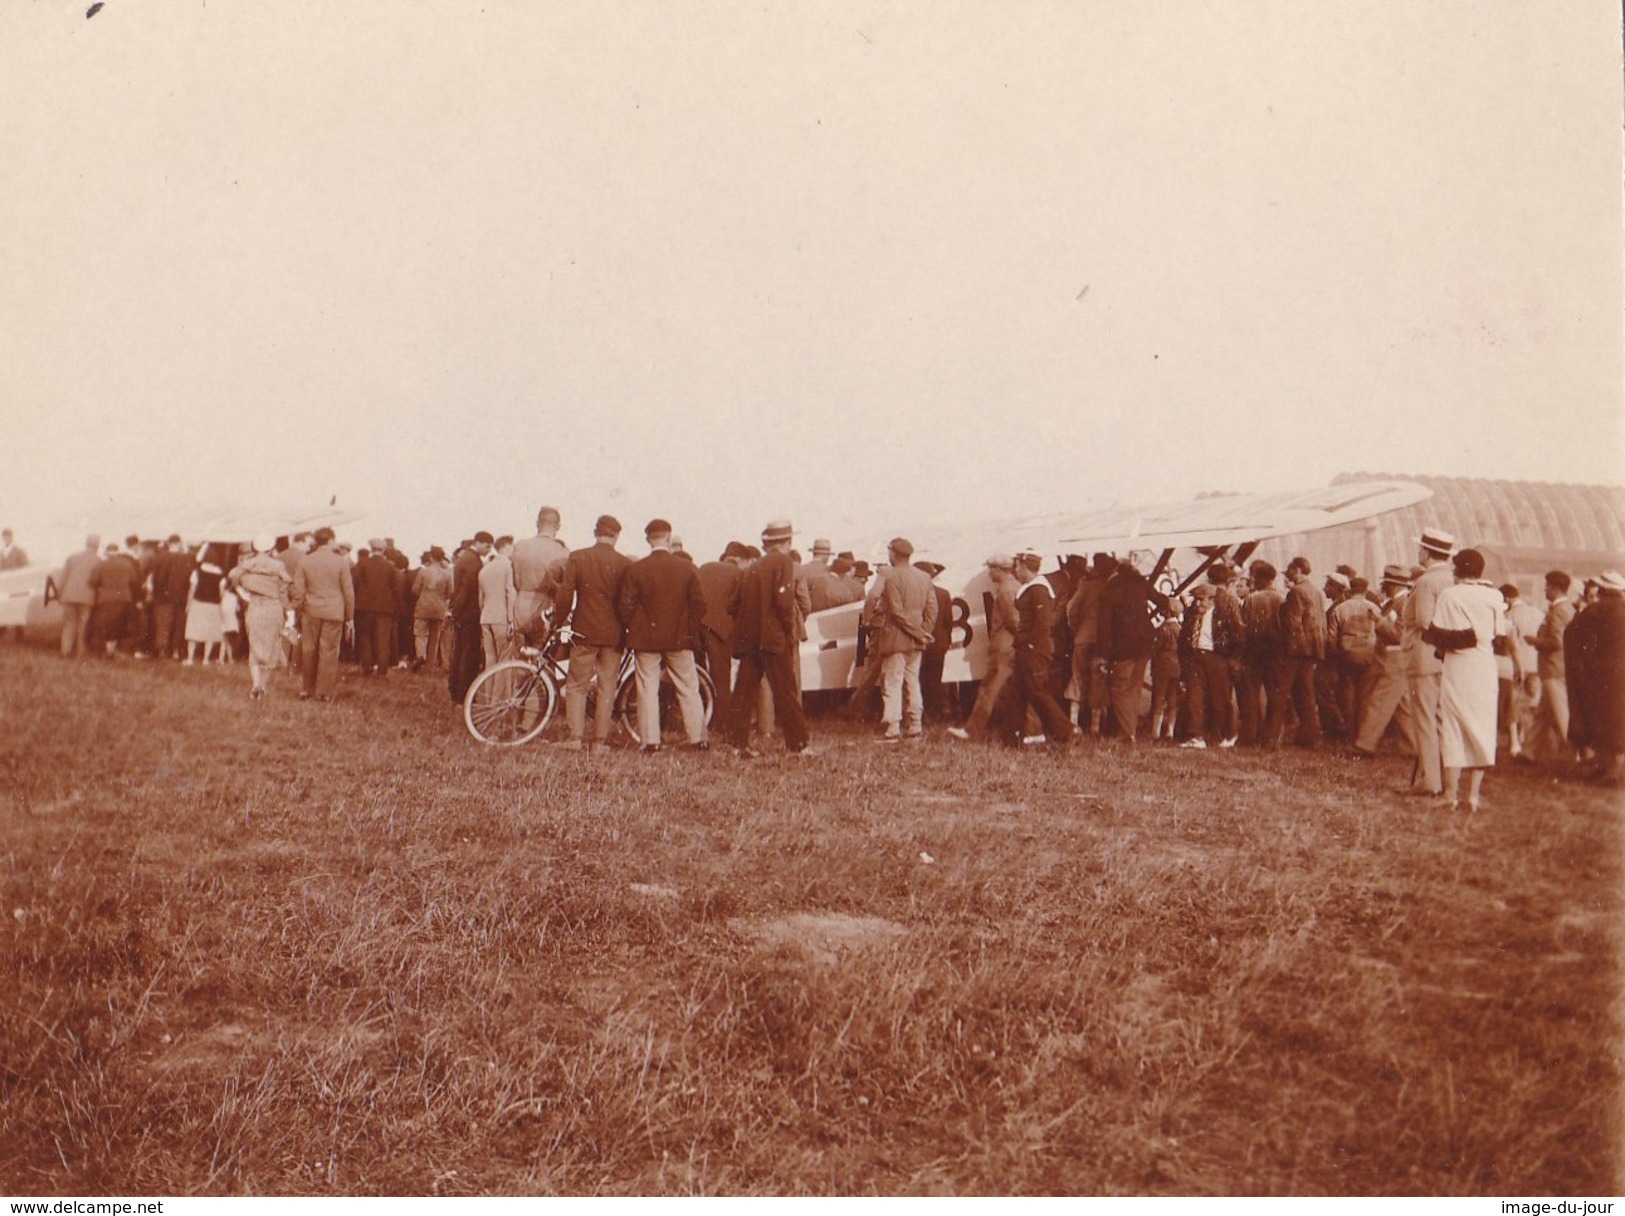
[616,662,716,746]
[464,660,557,745]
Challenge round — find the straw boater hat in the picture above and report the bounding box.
[1380,563,1413,588]
[985,553,1014,571]
[1418,527,1456,557]
[1597,570,1625,594]
[811,538,832,556]
[252,533,276,554]
[761,519,793,543]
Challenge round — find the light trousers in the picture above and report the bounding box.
[633,649,706,746]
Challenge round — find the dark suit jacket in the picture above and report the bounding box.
[557,541,633,648]
[450,550,484,623]
[731,550,798,657]
[353,553,401,616]
[1098,569,1169,663]
[1282,578,1328,660]
[696,560,742,641]
[621,550,706,652]
[151,551,194,606]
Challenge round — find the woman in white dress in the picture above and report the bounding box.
[1425,548,1507,812]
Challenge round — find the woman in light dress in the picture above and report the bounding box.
[1425,548,1508,812]
[227,534,294,700]
[183,544,228,664]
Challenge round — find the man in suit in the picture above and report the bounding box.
[512,506,570,643]
[1238,560,1285,747]
[866,538,938,742]
[620,519,709,752]
[1065,554,1113,736]
[726,519,812,757]
[1179,566,1245,749]
[1400,527,1456,793]
[448,532,492,702]
[696,541,750,726]
[292,527,354,701]
[917,560,954,723]
[1352,564,1416,758]
[145,535,190,660]
[57,535,102,659]
[0,529,26,570]
[88,541,142,657]
[478,535,518,670]
[1006,552,1075,746]
[1275,556,1329,749]
[352,539,401,675]
[555,516,633,750]
[1096,550,1169,745]
[1526,569,1576,761]
[948,555,1020,742]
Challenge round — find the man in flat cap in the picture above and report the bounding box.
[620,519,708,751]
[555,515,633,750]
[865,537,937,742]
[1401,527,1456,794]
[726,519,811,756]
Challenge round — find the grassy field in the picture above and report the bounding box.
[1,645,1619,1196]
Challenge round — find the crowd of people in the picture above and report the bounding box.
[13,514,1624,791]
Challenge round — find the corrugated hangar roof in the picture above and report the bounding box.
[1255,473,1625,588]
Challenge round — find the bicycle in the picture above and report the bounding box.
[463,626,717,748]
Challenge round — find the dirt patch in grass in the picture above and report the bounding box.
[733,911,909,965]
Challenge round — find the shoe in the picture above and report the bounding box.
[903,731,923,742]
[946,726,970,741]
[249,686,266,701]
[639,745,661,755]
[1219,737,1238,749]
[298,691,311,701]
[1022,735,1047,746]
[736,746,762,760]
[788,745,819,758]
[685,741,710,752]
[555,740,585,752]
[1347,746,1376,760]
[1180,738,1207,749]
[878,732,901,744]
[182,659,194,667]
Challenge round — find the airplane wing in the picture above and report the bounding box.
[801,479,1433,691]
[880,480,1434,574]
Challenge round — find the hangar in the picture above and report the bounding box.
[1255,473,1625,595]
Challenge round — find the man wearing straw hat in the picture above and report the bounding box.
[726,519,812,756]
[1401,527,1457,795]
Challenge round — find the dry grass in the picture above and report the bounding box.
[1,645,1620,1195]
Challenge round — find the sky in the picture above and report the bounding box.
[3,1,1621,562]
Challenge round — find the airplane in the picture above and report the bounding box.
[0,503,364,630]
[796,479,1434,692]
